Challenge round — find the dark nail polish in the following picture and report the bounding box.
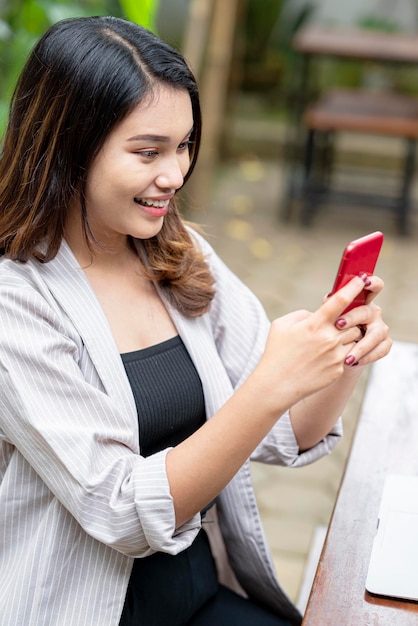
[345,355,356,366]
[336,318,347,328]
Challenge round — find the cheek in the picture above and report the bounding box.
[180,152,192,177]
[85,175,107,205]
[87,160,128,196]
[85,162,109,198]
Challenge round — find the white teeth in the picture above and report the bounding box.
[137,198,168,208]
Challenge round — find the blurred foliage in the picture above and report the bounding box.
[239,0,315,104]
[0,0,158,136]
[243,0,284,67]
[314,8,418,98]
[2,0,418,141]
[239,0,418,112]
[357,15,399,32]
[353,9,418,96]
[119,0,159,31]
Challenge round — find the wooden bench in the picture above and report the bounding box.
[301,340,418,625]
[301,88,418,234]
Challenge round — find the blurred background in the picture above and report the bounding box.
[2,0,418,612]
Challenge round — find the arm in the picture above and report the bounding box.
[167,274,391,526]
[0,256,389,548]
[290,367,362,452]
[0,274,199,557]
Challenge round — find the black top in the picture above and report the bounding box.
[119,336,218,626]
[121,335,206,456]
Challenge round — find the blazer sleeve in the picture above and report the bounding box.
[0,270,200,557]
[191,230,343,467]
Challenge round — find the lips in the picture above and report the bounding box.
[134,197,170,217]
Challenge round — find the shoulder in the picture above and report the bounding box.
[185,225,231,279]
[185,226,268,323]
[0,255,42,289]
[0,245,86,325]
[185,224,214,254]
[0,258,58,326]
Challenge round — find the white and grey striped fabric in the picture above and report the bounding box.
[0,231,342,625]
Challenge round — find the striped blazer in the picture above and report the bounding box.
[0,232,342,625]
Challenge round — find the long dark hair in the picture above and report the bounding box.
[0,16,215,316]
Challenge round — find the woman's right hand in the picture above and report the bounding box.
[254,273,377,411]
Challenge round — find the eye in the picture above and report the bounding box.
[137,149,159,159]
[178,140,195,152]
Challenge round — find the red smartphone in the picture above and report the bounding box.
[330,231,384,313]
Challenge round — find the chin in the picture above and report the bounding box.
[133,219,165,240]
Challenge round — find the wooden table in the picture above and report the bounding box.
[285,26,418,233]
[293,25,418,64]
[291,25,418,110]
[302,340,418,625]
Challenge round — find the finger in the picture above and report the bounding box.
[335,324,365,345]
[343,319,391,366]
[319,274,370,320]
[356,325,367,341]
[363,275,384,294]
[323,276,384,306]
[347,334,392,368]
[335,301,383,333]
[363,275,385,304]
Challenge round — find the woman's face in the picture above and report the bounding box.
[83,85,194,246]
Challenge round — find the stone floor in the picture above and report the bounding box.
[187,155,418,609]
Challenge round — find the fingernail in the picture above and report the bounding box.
[365,279,371,287]
[336,318,347,328]
[359,272,369,283]
[351,360,360,367]
[345,355,356,366]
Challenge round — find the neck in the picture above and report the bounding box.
[64,208,133,270]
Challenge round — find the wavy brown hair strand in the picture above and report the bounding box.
[0,79,74,261]
[141,201,215,317]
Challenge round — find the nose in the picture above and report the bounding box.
[155,156,186,191]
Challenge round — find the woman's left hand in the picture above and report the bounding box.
[331,275,392,368]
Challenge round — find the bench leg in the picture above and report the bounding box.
[320,131,336,188]
[301,128,317,225]
[301,130,335,226]
[397,138,416,236]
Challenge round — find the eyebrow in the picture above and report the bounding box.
[127,134,169,143]
[127,127,194,143]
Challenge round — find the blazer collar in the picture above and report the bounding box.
[36,240,137,420]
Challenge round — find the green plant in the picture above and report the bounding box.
[120,0,159,32]
[0,0,159,137]
[357,15,399,33]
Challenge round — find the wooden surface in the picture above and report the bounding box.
[302,340,418,625]
[303,89,418,138]
[293,26,418,64]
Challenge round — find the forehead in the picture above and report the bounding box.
[117,85,194,139]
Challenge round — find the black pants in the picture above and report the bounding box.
[188,585,293,626]
[120,530,292,626]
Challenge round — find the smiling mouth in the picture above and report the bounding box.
[134,198,170,208]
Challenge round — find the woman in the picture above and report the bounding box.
[0,16,391,626]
